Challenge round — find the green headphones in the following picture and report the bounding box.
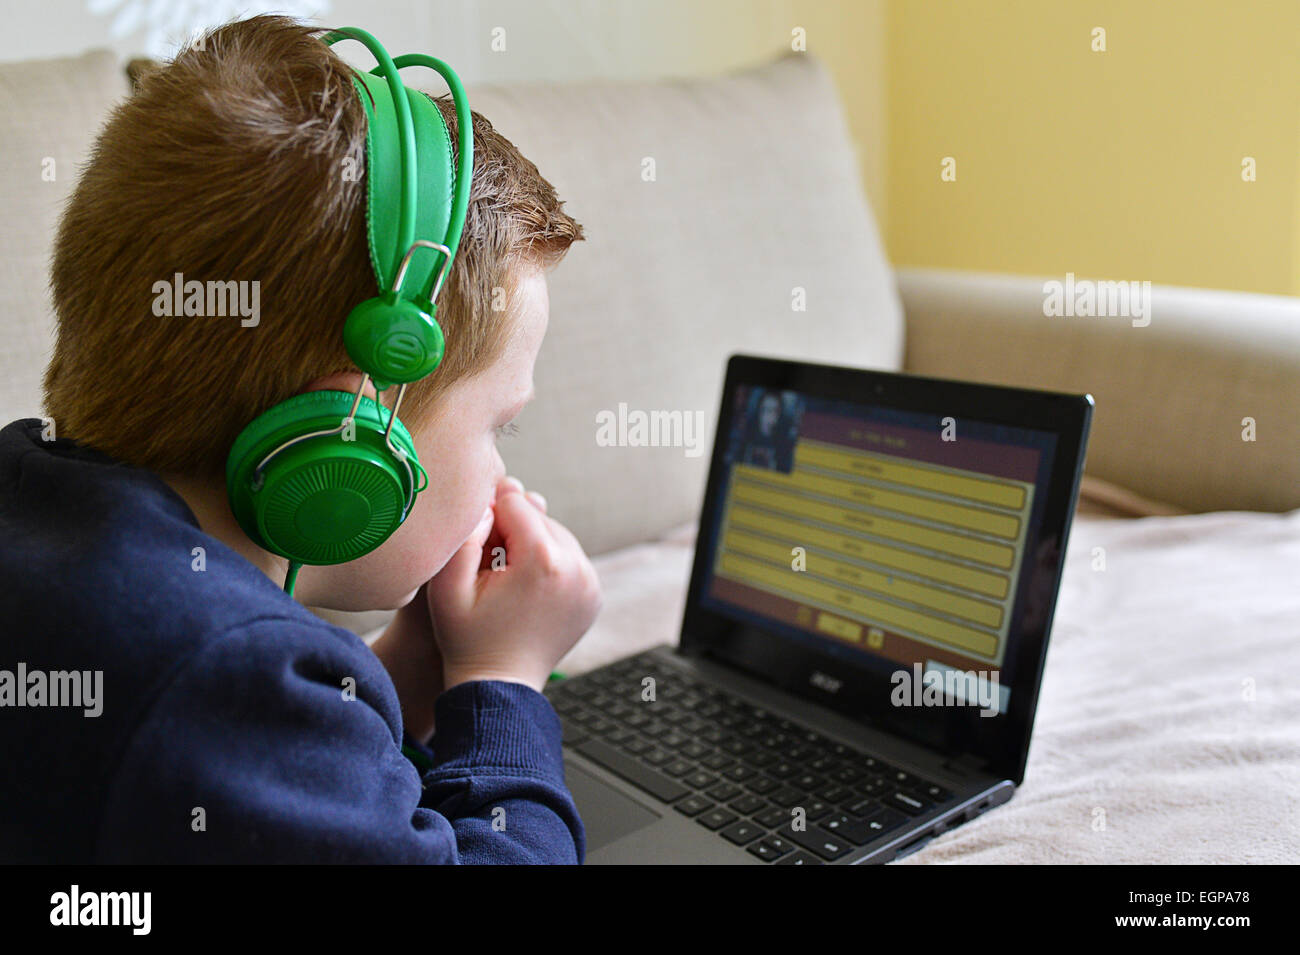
[225,27,473,593]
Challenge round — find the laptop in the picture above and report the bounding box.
[547,354,1093,864]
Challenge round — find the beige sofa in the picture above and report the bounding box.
[3,48,1297,864]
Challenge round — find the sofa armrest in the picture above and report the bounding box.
[897,267,1300,513]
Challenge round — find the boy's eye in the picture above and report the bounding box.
[495,422,520,439]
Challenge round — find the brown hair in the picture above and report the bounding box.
[44,14,583,477]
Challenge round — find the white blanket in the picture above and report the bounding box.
[560,508,1300,864]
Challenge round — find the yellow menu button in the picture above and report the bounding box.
[816,612,862,644]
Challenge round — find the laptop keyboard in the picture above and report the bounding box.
[547,650,953,864]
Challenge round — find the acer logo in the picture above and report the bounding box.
[809,671,842,694]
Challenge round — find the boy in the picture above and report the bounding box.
[0,15,600,863]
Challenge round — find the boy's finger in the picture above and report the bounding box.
[427,508,493,613]
[495,475,524,502]
[492,485,557,559]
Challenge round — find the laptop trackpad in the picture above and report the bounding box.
[565,760,661,850]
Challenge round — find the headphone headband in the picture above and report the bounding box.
[323,29,474,309]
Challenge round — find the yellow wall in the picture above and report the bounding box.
[679,1,889,229]
[884,0,1300,295]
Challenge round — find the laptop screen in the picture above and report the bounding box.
[694,379,1063,730]
[682,357,1091,782]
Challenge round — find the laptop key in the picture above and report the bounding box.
[745,775,781,796]
[719,738,753,756]
[861,776,891,796]
[819,784,853,803]
[917,782,952,801]
[844,796,881,817]
[673,795,714,817]
[662,758,694,777]
[729,793,767,815]
[764,834,795,855]
[833,765,866,784]
[747,750,781,769]
[775,850,823,866]
[837,809,907,845]
[858,807,908,839]
[706,782,742,802]
[722,764,757,783]
[769,785,805,807]
[701,752,734,771]
[720,821,764,846]
[819,812,855,834]
[775,822,852,861]
[560,722,589,746]
[641,748,670,766]
[697,808,738,830]
[747,840,790,862]
[642,721,673,741]
[886,790,931,816]
[801,800,834,822]
[683,770,717,790]
[754,805,791,828]
[574,740,688,804]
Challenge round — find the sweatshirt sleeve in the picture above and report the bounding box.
[94,615,584,864]
[419,680,586,864]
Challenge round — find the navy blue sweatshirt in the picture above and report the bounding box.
[0,419,584,863]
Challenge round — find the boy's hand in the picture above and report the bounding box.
[369,582,444,745]
[427,476,602,694]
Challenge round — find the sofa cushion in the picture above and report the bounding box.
[465,52,902,555]
[0,51,129,423]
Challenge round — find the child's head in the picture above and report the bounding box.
[43,15,583,609]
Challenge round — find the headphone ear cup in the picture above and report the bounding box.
[226,391,421,565]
